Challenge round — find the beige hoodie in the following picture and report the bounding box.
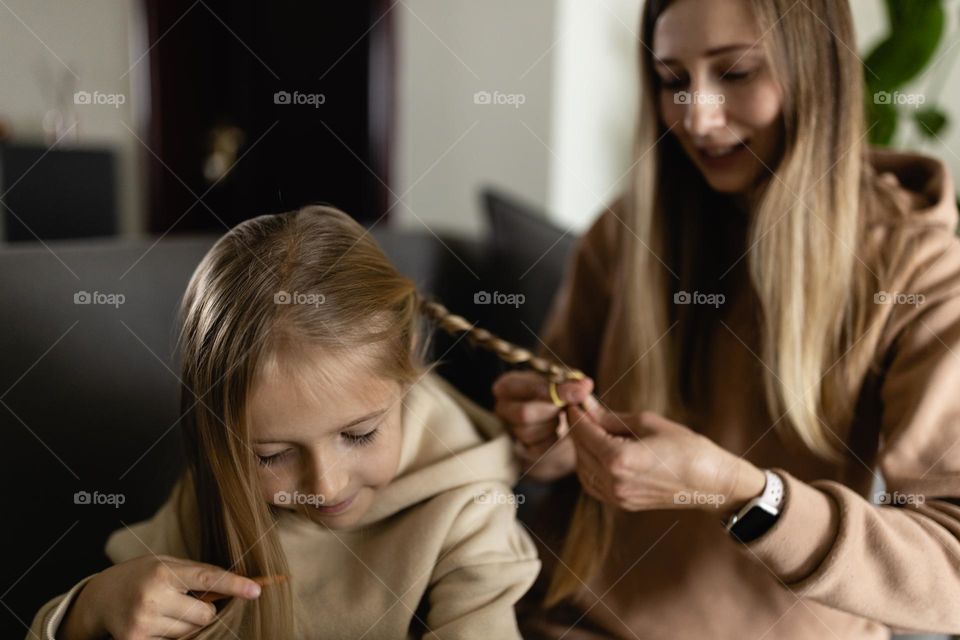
[519,149,960,639]
[28,373,540,639]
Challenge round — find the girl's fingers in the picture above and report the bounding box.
[161,592,218,628]
[154,615,204,639]
[173,562,262,601]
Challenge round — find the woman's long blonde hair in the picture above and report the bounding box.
[547,0,904,604]
[176,205,579,637]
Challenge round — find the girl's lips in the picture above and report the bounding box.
[312,495,355,515]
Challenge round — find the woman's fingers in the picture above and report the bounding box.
[173,561,262,601]
[492,371,594,405]
[495,399,561,430]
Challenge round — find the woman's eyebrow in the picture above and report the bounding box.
[657,44,758,65]
[252,407,389,444]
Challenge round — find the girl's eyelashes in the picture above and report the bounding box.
[342,426,380,447]
[257,448,293,468]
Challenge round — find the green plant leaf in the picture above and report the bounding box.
[863,0,946,92]
[914,108,949,139]
[867,98,899,145]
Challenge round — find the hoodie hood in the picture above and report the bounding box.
[351,372,519,527]
[869,147,958,230]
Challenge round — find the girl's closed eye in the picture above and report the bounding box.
[343,426,380,447]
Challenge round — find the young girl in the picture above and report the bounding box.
[29,205,545,639]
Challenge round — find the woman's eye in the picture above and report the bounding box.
[342,427,380,447]
[256,449,293,467]
[659,76,688,91]
[720,68,756,83]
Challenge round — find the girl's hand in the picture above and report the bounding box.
[567,404,766,513]
[492,371,595,482]
[61,555,262,640]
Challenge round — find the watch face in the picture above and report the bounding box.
[730,505,779,543]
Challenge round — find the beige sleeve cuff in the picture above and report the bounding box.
[40,575,96,640]
[743,469,840,584]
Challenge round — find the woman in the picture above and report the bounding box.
[494,0,960,638]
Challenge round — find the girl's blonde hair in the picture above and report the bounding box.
[547,0,909,605]
[176,205,573,636]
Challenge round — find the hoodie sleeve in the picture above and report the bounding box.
[742,230,960,634]
[25,485,190,640]
[423,483,541,639]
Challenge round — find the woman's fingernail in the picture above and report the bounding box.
[247,583,262,598]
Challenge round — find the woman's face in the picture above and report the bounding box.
[248,345,405,530]
[653,0,784,194]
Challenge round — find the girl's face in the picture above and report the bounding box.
[248,346,405,530]
[653,0,784,195]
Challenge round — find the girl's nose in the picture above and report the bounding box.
[307,453,350,503]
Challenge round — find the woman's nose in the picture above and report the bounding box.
[682,84,727,138]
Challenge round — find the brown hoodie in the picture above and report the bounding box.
[28,373,540,639]
[519,149,960,639]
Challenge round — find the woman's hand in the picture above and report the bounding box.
[567,404,766,513]
[61,555,262,640]
[492,371,596,482]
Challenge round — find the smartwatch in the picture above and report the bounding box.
[725,470,784,543]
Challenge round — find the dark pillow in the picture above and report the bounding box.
[479,187,577,349]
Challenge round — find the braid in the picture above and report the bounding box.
[419,298,585,383]
[419,295,604,608]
